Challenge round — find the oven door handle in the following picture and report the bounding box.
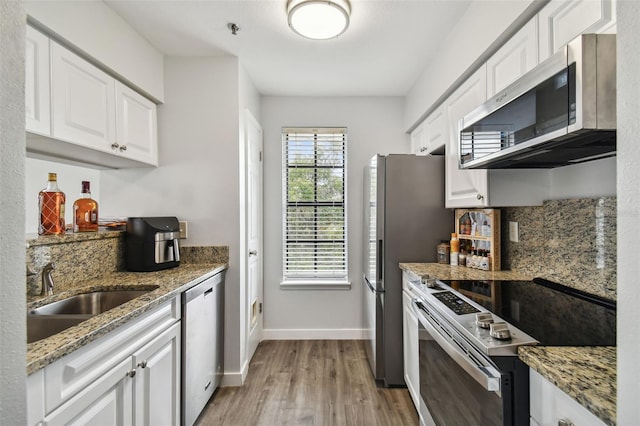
[413,299,501,393]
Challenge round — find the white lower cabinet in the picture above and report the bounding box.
[402,272,420,412]
[42,357,133,426]
[29,296,181,426]
[133,323,181,426]
[529,369,605,426]
[402,290,419,411]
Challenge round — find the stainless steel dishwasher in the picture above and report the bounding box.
[182,271,225,426]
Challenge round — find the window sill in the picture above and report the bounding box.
[280,280,351,290]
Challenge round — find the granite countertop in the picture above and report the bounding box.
[400,263,615,425]
[399,262,532,281]
[519,346,616,426]
[27,262,227,375]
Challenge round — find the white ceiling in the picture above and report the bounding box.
[104,0,472,97]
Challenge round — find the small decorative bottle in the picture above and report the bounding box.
[38,173,66,235]
[450,233,460,266]
[73,181,99,232]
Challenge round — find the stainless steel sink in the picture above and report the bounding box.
[27,289,156,343]
[29,290,152,316]
[27,315,89,344]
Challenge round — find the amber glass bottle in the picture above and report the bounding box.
[73,181,99,232]
[38,173,66,235]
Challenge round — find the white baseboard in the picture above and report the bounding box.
[262,328,366,340]
[220,358,250,387]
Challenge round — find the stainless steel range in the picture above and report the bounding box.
[409,275,615,426]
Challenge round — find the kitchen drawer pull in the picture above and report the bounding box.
[137,361,147,369]
[476,194,484,200]
[119,145,127,152]
[204,288,214,296]
[126,369,136,378]
[111,143,120,150]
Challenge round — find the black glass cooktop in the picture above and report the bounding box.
[439,278,616,346]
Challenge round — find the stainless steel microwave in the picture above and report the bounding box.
[459,33,616,169]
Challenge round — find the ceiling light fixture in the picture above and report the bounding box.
[287,0,351,40]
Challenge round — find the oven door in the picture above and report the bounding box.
[413,298,510,426]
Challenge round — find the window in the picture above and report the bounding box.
[282,127,348,289]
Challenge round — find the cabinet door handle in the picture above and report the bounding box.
[126,369,136,378]
[137,361,147,369]
[476,194,484,200]
[249,250,258,256]
[111,143,120,150]
[119,145,127,152]
[419,147,428,152]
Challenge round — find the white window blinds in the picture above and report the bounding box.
[282,128,348,282]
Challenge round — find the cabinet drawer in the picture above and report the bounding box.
[45,296,180,412]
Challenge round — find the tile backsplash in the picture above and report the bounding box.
[501,197,616,300]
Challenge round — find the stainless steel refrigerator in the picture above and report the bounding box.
[362,154,452,387]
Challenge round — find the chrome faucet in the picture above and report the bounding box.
[41,262,55,296]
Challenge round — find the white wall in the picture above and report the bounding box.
[404,0,536,131]
[260,96,407,337]
[24,0,164,102]
[616,1,640,421]
[0,1,27,423]
[99,56,245,380]
[25,158,101,234]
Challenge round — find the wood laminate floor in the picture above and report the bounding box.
[196,340,419,426]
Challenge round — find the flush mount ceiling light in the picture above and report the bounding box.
[287,0,351,40]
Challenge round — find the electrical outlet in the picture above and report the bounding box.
[179,221,188,239]
[509,221,519,243]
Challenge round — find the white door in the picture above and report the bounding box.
[245,110,263,362]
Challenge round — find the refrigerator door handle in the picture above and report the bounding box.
[377,239,383,283]
[363,275,377,293]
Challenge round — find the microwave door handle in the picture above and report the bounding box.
[413,300,501,393]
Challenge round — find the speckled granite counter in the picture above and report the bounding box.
[519,346,616,425]
[400,263,615,425]
[27,262,226,375]
[399,262,532,281]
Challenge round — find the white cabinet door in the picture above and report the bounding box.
[42,358,133,426]
[538,0,616,62]
[115,81,158,166]
[402,289,419,411]
[424,105,446,155]
[133,323,181,426]
[529,369,605,426]
[25,26,51,136]
[445,66,489,208]
[487,18,539,97]
[410,122,426,155]
[50,41,116,152]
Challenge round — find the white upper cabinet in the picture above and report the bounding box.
[115,81,158,166]
[50,41,116,152]
[411,105,446,156]
[445,66,489,208]
[538,0,617,62]
[25,26,51,136]
[26,29,158,169]
[486,18,539,97]
[410,121,426,155]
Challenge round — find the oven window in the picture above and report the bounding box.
[419,328,504,425]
